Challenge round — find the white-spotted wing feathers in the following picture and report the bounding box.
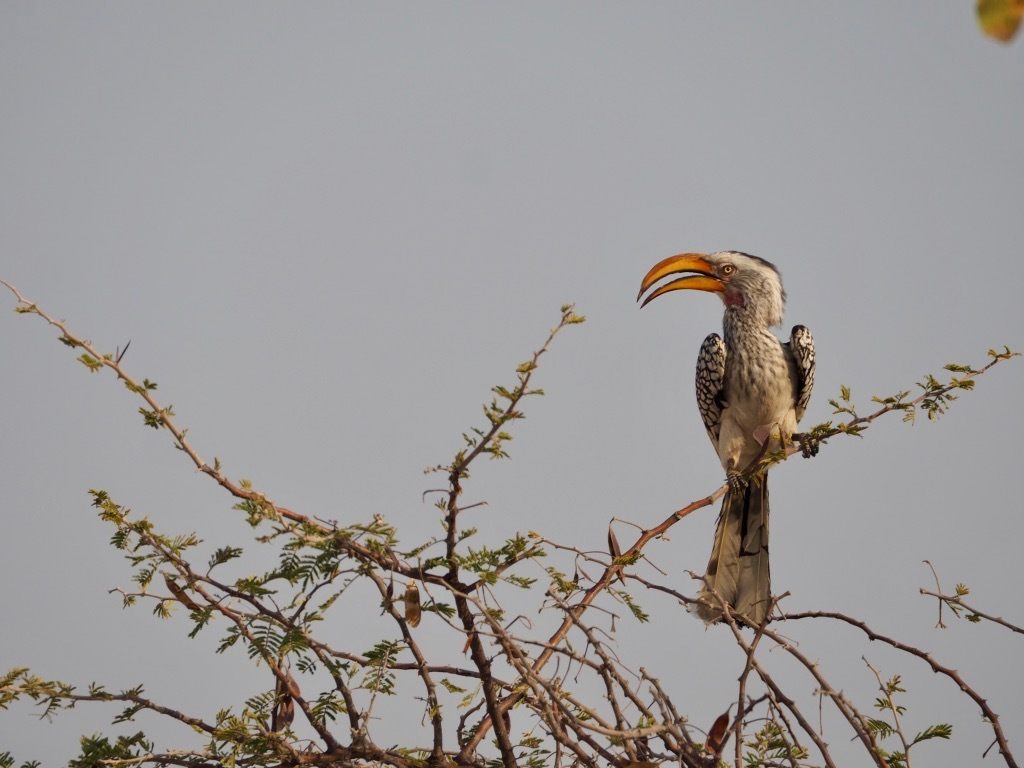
[788,325,815,422]
[695,333,727,444]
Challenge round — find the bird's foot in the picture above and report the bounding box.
[794,432,820,459]
[727,472,748,493]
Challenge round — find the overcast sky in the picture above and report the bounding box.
[2,3,1023,765]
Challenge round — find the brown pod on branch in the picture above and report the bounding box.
[270,666,300,732]
[404,582,421,627]
[705,709,731,757]
[607,524,625,584]
[271,690,294,732]
[163,573,201,612]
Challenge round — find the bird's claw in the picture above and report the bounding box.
[795,432,820,459]
[727,472,748,492]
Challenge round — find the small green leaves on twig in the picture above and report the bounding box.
[864,659,952,768]
[794,348,1018,466]
[920,579,1024,635]
[829,384,858,418]
[78,353,103,373]
[742,721,808,768]
[124,378,158,395]
[139,405,175,429]
[613,589,650,624]
[988,345,1019,362]
[232,483,278,527]
[546,567,578,597]
[68,732,154,767]
[559,303,586,325]
[208,546,243,570]
[361,640,402,696]
[439,303,584,476]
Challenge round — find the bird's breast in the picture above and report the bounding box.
[723,334,797,427]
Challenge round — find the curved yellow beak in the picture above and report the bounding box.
[637,253,724,308]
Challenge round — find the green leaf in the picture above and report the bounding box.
[138,405,174,429]
[911,723,952,744]
[439,678,466,694]
[78,354,103,373]
[614,589,650,623]
[68,732,152,768]
[866,717,895,739]
[209,546,244,569]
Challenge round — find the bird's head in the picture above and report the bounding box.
[637,250,786,327]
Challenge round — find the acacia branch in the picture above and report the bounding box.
[735,593,782,767]
[781,609,1018,768]
[4,280,1019,768]
[365,568,446,765]
[864,657,912,768]
[919,588,1024,636]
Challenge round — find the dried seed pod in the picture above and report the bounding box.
[607,525,625,583]
[272,688,294,732]
[163,573,201,612]
[284,672,302,699]
[705,709,731,756]
[404,582,421,627]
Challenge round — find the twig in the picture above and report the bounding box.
[781,610,1018,768]
[922,561,946,629]
[735,594,785,767]
[864,657,911,768]
[919,589,1024,636]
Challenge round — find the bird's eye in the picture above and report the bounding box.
[720,264,736,276]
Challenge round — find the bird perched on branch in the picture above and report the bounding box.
[638,251,815,625]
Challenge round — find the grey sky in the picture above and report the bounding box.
[2,3,1022,764]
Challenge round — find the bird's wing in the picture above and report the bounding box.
[788,325,815,422]
[695,333,727,445]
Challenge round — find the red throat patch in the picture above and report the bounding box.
[724,291,745,307]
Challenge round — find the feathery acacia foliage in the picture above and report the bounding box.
[0,278,1020,768]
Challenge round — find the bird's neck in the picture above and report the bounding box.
[723,306,775,343]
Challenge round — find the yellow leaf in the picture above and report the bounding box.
[978,0,1024,42]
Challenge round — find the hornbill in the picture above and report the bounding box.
[638,251,815,625]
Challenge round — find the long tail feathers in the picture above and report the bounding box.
[693,478,771,625]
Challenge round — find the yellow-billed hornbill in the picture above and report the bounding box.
[638,251,815,625]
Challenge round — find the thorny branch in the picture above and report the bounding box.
[919,588,1024,636]
[1,279,1019,768]
[780,609,1018,768]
